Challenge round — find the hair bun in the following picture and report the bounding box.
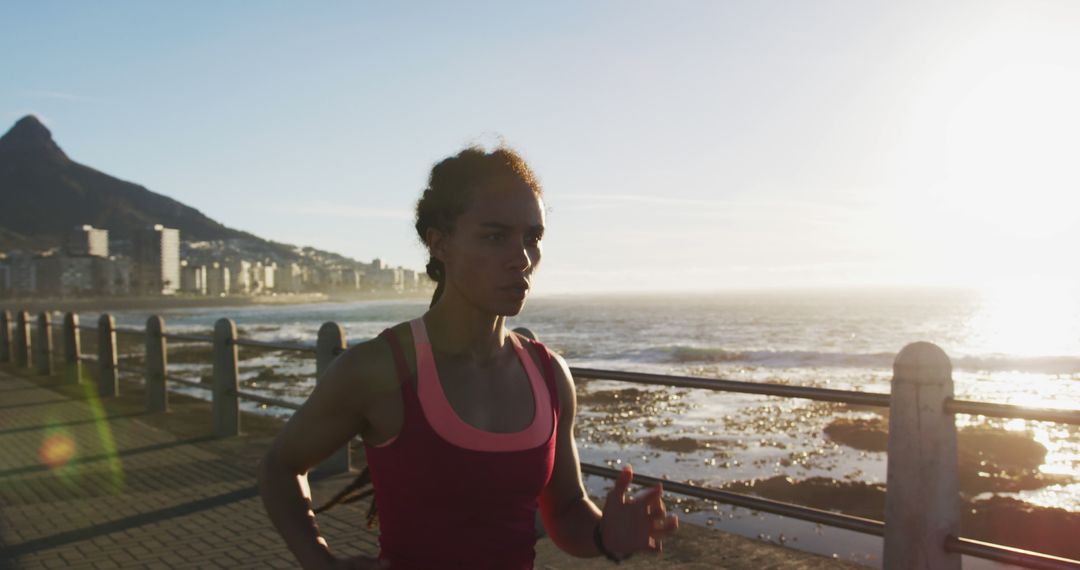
[425,258,444,281]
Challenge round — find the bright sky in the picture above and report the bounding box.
[4,1,1080,294]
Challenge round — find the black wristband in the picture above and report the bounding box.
[593,522,631,564]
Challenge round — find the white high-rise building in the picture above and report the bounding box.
[276,263,303,293]
[206,262,230,297]
[180,261,207,295]
[133,224,180,295]
[66,225,109,257]
[252,261,276,292]
[229,260,252,294]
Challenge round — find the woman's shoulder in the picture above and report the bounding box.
[512,332,566,369]
[332,321,415,397]
[512,332,574,396]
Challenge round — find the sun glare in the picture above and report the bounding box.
[968,278,1080,358]
[942,62,1080,237]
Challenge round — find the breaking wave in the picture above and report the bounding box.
[620,345,1080,374]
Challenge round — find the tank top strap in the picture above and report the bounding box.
[526,338,561,417]
[378,327,414,395]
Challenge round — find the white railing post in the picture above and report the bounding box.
[884,341,960,569]
[213,318,240,437]
[315,321,350,474]
[98,314,119,397]
[14,310,31,368]
[34,311,54,376]
[0,309,11,363]
[145,315,168,413]
[63,312,83,385]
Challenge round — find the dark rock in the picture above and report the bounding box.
[822,417,1064,495]
[724,476,886,520]
[725,475,1080,560]
[963,496,1080,561]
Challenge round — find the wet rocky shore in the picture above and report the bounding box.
[574,383,1079,560]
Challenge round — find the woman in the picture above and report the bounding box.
[257,147,679,569]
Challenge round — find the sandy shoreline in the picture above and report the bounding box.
[0,290,432,315]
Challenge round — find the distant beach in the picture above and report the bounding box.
[1,289,433,316]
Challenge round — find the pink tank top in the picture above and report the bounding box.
[363,318,560,569]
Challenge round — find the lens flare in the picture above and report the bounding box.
[77,381,125,490]
[39,432,76,469]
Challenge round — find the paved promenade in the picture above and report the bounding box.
[0,365,858,569]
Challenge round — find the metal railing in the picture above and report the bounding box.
[569,367,1079,569]
[1,307,1078,569]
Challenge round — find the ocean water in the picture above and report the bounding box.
[109,287,1079,567]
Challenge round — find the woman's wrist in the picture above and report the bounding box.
[297,541,335,570]
[593,520,632,564]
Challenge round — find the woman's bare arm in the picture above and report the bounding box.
[537,352,604,556]
[539,352,678,559]
[256,341,386,569]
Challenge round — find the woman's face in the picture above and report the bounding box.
[433,175,545,316]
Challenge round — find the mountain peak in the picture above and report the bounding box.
[0,113,267,252]
[0,114,68,159]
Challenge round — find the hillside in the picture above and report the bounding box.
[0,115,340,265]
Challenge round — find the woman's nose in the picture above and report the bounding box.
[507,243,532,271]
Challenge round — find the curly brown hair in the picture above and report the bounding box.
[415,146,543,307]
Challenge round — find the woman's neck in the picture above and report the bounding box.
[424,295,508,366]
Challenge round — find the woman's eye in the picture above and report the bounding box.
[485,233,505,242]
[526,234,543,246]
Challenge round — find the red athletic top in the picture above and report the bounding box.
[364,319,560,569]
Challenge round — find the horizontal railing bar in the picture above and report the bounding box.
[946,398,1080,426]
[235,389,303,410]
[946,535,1080,570]
[163,373,301,408]
[571,368,1079,425]
[165,374,209,389]
[114,327,143,336]
[161,332,215,343]
[579,463,885,536]
[116,363,143,375]
[232,338,317,354]
[570,367,892,407]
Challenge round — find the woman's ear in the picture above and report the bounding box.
[426,227,449,262]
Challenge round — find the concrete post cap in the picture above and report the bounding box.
[893,341,952,384]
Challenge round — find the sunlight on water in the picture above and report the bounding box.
[967,279,1080,358]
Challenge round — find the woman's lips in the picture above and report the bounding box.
[501,283,529,299]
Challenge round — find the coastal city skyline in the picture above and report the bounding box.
[4,2,1080,296]
[0,218,429,299]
